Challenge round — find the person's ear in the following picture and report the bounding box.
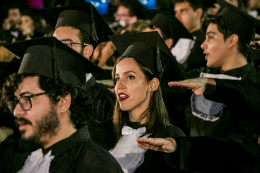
[228,34,239,48]
[165,38,174,49]
[195,8,203,19]
[58,94,71,114]
[149,77,160,92]
[83,44,94,59]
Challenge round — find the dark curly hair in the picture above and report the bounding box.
[2,73,94,129]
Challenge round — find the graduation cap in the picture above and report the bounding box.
[216,0,260,44]
[148,10,193,47]
[3,37,103,86]
[109,32,186,81]
[39,3,114,47]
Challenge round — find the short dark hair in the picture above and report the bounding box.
[209,16,249,58]
[2,73,94,129]
[108,56,170,150]
[120,2,136,17]
[173,0,204,11]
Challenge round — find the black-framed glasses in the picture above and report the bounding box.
[61,39,88,48]
[7,92,47,112]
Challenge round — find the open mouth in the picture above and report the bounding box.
[118,93,129,101]
[16,118,32,130]
[204,52,209,59]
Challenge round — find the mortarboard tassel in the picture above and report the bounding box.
[52,39,63,85]
[156,41,163,73]
[91,6,99,42]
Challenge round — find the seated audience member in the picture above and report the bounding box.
[114,0,147,34]
[99,32,186,173]
[0,37,123,173]
[137,0,260,172]
[15,9,44,40]
[40,3,116,143]
[137,78,260,172]
[173,0,205,42]
[7,5,22,39]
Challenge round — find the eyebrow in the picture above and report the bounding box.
[206,31,216,35]
[115,70,136,76]
[19,92,34,97]
[60,39,73,42]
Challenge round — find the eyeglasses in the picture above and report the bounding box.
[61,40,88,48]
[114,13,130,18]
[7,92,47,112]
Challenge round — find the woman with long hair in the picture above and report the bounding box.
[100,32,186,173]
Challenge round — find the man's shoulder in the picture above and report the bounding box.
[74,139,123,172]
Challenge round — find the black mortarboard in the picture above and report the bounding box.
[216,0,260,44]
[3,37,103,86]
[149,10,193,47]
[39,3,114,47]
[121,0,147,19]
[109,32,186,81]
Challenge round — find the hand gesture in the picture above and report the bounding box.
[136,137,177,153]
[168,78,216,95]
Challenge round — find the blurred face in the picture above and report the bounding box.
[2,18,11,31]
[8,8,21,27]
[115,6,136,28]
[53,26,84,55]
[225,0,239,7]
[21,15,35,31]
[13,77,60,145]
[115,58,151,113]
[174,2,198,33]
[201,23,229,68]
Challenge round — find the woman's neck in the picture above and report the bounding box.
[128,108,148,125]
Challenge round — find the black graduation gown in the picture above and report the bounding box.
[99,121,186,173]
[82,75,116,143]
[0,126,123,173]
[164,63,260,173]
[132,124,186,173]
[190,62,258,137]
[180,29,207,72]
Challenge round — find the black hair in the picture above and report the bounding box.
[173,0,204,11]
[2,73,94,129]
[209,16,249,58]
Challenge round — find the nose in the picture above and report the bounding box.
[115,78,126,91]
[201,40,207,50]
[175,11,181,20]
[14,103,26,118]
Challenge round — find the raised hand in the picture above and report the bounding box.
[136,137,177,153]
[168,78,216,95]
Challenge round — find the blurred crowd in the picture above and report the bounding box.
[0,0,259,70]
